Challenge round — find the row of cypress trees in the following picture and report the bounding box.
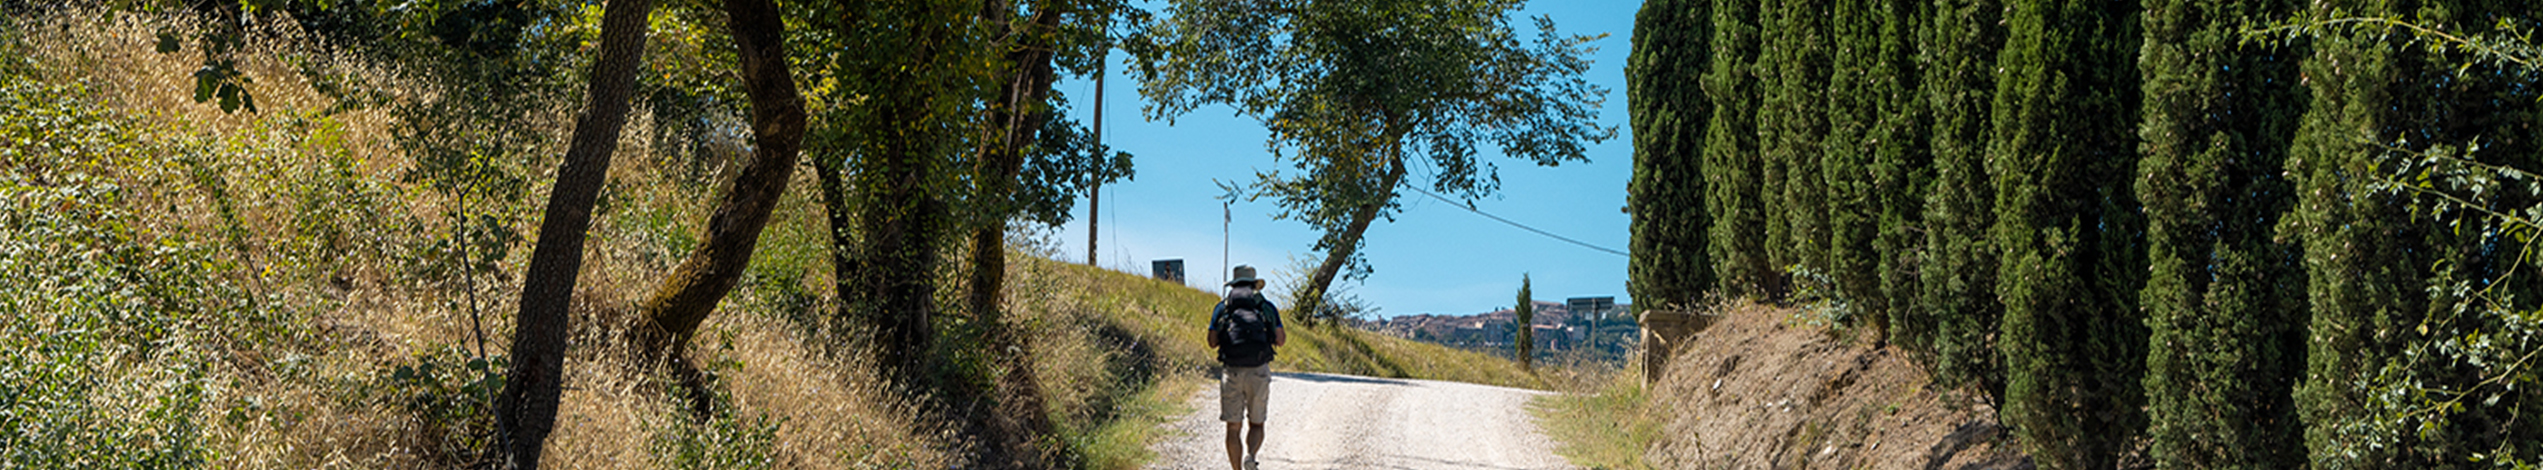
[1626,0,2543,467]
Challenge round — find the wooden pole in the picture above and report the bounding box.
[1087,41,1105,265]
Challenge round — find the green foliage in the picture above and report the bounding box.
[1627,0,1714,314]
[1757,0,1831,284]
[1702,0,1772,298]
[652,363,781,470]
[1273,255,1382,326]
[0,179,217,470]
[1986,0,2146,467]
[1917,0,2005,399]
[141,0,575,114]
[1783,266,1857,330]
[2280,4,2436,466]
[1822,0,1881,335]
[807,0,1004,387]
[2263,4,2543,467]
[1516,274,1536,370]
[348,0,585,301]
[376,347,508,464]
[1867,0,1930,354]
[0,67,216,470]
[1126,0,1614,285]
[2135,0,2309,467]
[1012,112,1138,227]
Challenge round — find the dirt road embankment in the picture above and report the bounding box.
[1645,302,2033,470]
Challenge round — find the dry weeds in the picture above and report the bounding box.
[14,9,960,469]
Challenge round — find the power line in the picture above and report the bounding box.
[1406,185,1630,257]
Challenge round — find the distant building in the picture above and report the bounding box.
[1359,296,1638,360]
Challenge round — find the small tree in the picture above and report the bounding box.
[1515,274,1535,372]
[1127,0,1614,319]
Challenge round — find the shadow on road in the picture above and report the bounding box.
[1263,454,1562,470]
[1274,372,1412,386]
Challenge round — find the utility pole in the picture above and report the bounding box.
[1086,39,1106,266]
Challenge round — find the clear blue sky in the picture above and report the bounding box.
[1045,0,1641,318]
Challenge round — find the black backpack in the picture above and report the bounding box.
[1217,295,1277,367]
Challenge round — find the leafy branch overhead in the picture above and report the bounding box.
[1125,0,1612,319]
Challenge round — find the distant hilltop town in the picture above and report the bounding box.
[1352,300,1640,359]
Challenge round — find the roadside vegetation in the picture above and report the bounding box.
[1530,356,1660,470]
[1626,0,2543,467]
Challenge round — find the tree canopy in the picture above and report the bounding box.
[1127,0,1613,321]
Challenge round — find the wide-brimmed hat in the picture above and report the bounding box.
[1226,265,1263,287]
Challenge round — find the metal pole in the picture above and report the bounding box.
[1223,201,1231,295]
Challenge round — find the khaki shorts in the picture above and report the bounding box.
[1219,365,1272,423]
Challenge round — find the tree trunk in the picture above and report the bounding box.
[965,0,1067,465]
[815,149,859,333]
[1295,149,1408,322]
[496,0,651,466]
[634,0,809,357]
[966,0,1064,340]
[855,0,966,393]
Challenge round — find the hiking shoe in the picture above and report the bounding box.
[1244,456,1259,470]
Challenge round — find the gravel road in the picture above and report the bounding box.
[1149,371,1577,470]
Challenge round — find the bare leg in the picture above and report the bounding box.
[1225,422,1244,470]
[1246,423,1267,462]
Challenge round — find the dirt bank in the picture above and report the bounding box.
[1645,301,2032,469]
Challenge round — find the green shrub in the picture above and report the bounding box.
[0,76,218,469]
[373,346,506,465]
[652,364,781,470]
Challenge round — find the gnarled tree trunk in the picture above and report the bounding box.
[1295,145,1408,322]
[496,0,651,466]
[634,0,809,359]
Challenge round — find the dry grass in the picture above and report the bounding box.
[1532,370,1660,470]
[8,10,963,469]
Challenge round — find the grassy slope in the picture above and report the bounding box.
[1049,260,1544,389]
[0,12,1537,470]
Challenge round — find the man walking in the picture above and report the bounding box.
[1209,265,1284,470]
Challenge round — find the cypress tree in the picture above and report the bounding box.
[2290,0,2543,465]
[1869,0,1931,354]
[1704,0,1774,297]
[1987,0,2144,467]
[2285,1,2432,466]
[1761,0,1832,285]
[1756,0,1793,284]
[1629,0,1714,312]
[1823,0,1882,330]
[1516,273,1535,371]
[2288,3,2400,467]
[2135,0,2308,467]
[1916,0,2004,397]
